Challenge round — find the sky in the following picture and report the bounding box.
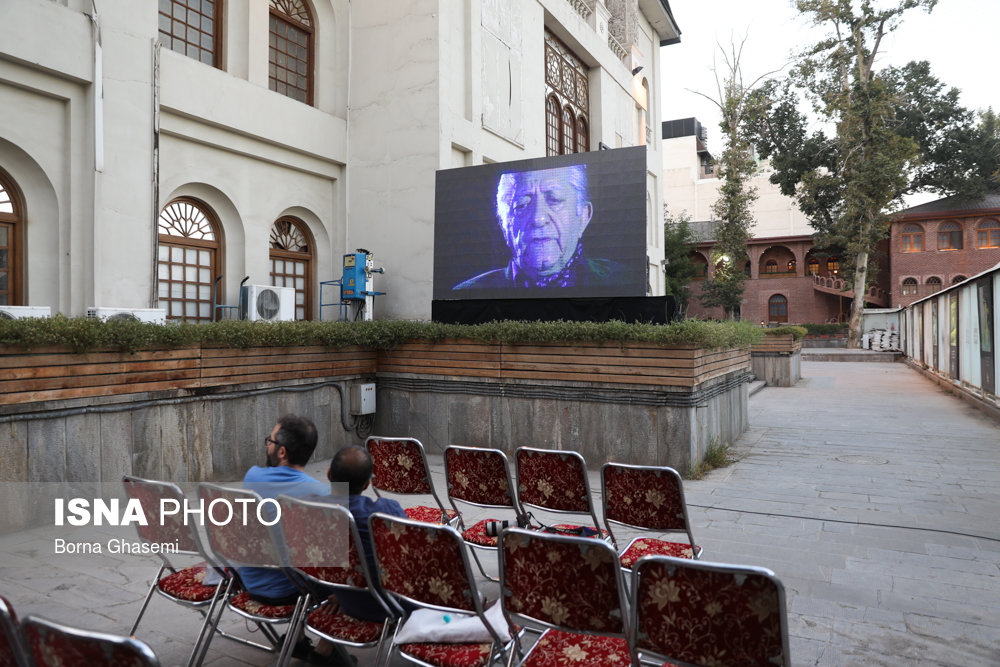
[659,0,999,151]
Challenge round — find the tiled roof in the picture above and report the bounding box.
[898,188,1000,217]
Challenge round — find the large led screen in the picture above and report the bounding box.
[433,146,647,300]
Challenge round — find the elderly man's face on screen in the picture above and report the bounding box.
[498,166,593,280]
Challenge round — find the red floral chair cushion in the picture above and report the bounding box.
[405,506,459,525]
[501,531,624,635]
[371,517,476,611]
[515,449,592,512]
[635,558,787,666]
[445,447,514,507]
[602,464,687,531]
[157,565,218,602]
[279,500,365,586]
[618,538,695,569]
[22,619,157,667]
[124,477,201,553]
[229,592,297,620]
[368,438,434,494]
[306,606,383,644]
[520,629,630,667]
[399,642,493,667]
[198,485,279,569]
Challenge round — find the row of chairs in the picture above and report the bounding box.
[365,438,702,576]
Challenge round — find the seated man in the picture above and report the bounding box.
[242,414,353,666]
[326,445,408,622]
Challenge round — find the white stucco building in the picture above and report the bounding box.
[0,0,679,321]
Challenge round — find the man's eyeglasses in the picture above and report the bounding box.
[265,436,279,449]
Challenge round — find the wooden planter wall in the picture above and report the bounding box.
[377,339,749,388]
[0,345,377,406]
[750,334,802,387]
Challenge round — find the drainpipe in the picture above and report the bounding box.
[151,40,161,308]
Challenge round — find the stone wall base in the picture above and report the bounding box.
[751,351,802,387]
[373,369,752,472]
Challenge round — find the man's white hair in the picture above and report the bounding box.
[495,164,589,232]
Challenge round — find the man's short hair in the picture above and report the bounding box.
[328,446,373,496]
[274,414,318,466]
[495,164,589,232]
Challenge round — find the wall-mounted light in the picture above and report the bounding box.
[631,65,644,76]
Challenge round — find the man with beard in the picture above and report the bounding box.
[241,414,352,665]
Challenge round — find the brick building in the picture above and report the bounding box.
[663,118,889,323]
[892,189,1000,307]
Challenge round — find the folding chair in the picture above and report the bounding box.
[600,463,702,570]
[123,475,251,667]
[193,483,309,667]
[21,614,161,666]
[369,512,512,667]
[276,495,398,666]
[498,527,636,666]
[444,446,526,578]
[365,436,458,525]
[514,447,608,540]
[0,596,30,667]
[632,555,791,667]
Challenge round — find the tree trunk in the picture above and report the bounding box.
[848,241,870,350]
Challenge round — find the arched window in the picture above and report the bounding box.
[157,198,221,322]
[901,278,918,296]
[807,258,819,276]
[764,259,778,274]
[575,116,589,153]
[545,95,561,157]
[159,0,221,67]
[768,294,788,323]
[0,169,23,306]
[544,30,589,157]
[269,218,313,320]
[952,275,967,284]
[925,276,942,294]
[787,259,796,273]
[690,252,707,280]
[977,219,1000,248]
[938,221,963,250]
[561,106,575,155]
[827,256,839,274]
[269,0,314,104]
[901,224,923,252]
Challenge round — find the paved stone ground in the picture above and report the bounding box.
[0,359,998,666]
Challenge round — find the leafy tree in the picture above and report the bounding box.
[695,39,764,320]
[748,0,954,347]
[662,208,699,317]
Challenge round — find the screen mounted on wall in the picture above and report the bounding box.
[433,146,647,300]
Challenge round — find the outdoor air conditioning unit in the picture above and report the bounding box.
[86,307,167,324]
[240,285,295,322]
[0,306,51,320]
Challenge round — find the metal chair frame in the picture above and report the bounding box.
[369,512,512,667]
[0,596,30,667]
[21,614,162,666]
[276,495,398,667]
[630,555,791,667]
[600,462,702,569]
[193,483,308,667]
[497,527,637,667]
[123,475,267,667]
[365,436,459,527]
[514,446,609,542]
[443,445,527,580]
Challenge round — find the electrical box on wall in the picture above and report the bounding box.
[350,383,376,415]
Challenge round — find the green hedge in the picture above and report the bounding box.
[800,322,849,335]
[0,316,762,353]
[761,325,807,340]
